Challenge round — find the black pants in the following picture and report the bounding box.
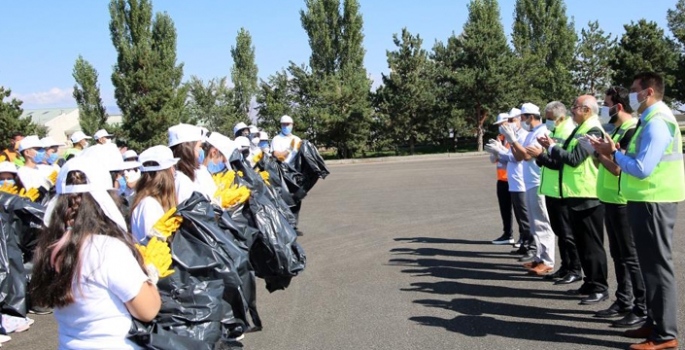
[546,197,581,275]
[496,181,513,238]
[292,201,302,228]
[628,202,678,341]
[511,191,534,251]
[569,204,608,293]
[604,202,646,314]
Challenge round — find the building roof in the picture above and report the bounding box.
[20,108,78,125]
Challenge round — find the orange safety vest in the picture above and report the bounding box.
[496,135,509,181]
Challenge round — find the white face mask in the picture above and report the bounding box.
[498,125,506,135]
[629,90,647,112]
[521,121,531,131]
[599,106,612,124]
[545,120,556,131]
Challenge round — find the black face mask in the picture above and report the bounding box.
[608,105,619,125]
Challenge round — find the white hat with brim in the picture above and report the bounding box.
[139,145,179,172]
[206,132,237,161]
[0,161,17,174]
[280,115,293,124]
[520,103,541,116]
[70,131,92,144]
[493,113,510,125]
[258,131,269,140]
[508,108,522,119]
[234,136,250,150]
[93,129,114,140]
[40,136,66,148]
[18,135,44,152]
[78,144,141,172]
[123,150,138,160]
[168,124,202,147]
[233,122,249,136]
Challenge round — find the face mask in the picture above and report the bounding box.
[629,90,647,112]
[0,179,15,187]
[545,120,556,131]
[258,140,269,149]
[207,160,227,174]
[117,175,127,189]
[46,153,59,165]
[521,121,531,132]
[125,169,141,183]
[282,125,293,135]
[81,141,89,149]
[197,149,205,165]
[33,149,46,163]
[251,137,260,146]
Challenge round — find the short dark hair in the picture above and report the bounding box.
[10,132,23,140]
[633,72,665,98]
[605,86,633,113]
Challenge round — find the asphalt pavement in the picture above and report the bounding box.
[10,155,685,349]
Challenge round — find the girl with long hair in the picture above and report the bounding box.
[29,157,160,349]
[168,124,217,204]
[130,146,178,243]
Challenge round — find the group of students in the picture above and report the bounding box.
[0,115,304,348]
[484,72,683,350]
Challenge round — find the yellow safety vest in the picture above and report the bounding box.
[597,118,638,204]
[539,118,576,198]
[560,116,604,198]
[620,106,685,203]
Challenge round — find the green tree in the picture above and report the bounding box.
[289,0,372,158]
[186,76,238,134]
[610,20,679,104]
[109,0,186,150]
[572,20,616,95]
[512,0,577,105]
[667,0,685,102]
[376,28,435,155]
[72,56,108,136]
[230,28,259,118]
[256,69,294,137]
[0,87,46,148]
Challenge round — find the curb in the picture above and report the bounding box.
[325,151,488,166]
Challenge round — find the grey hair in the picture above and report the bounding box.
[544,101,567,119]
[581,96,600,115]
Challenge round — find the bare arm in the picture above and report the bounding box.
[597,154,621,176]
[510,141,531,161]
[125,281,161,322]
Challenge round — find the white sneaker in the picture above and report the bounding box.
[0,334,10,343]
[1,315,32,333]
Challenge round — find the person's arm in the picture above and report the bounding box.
[510,135,532,161]
[615,118,674,179]
[535,151,561,170]
[598,154,621,176]
[549,127,603,167]
[126,283,162,322]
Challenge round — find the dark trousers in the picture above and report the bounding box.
[628,202,678,341]
[546,197,581,274]
[292,201,302,228]
[604,202,646,314]
[511,191,534,251]
[496,181,513,237]
[569,204,608,293]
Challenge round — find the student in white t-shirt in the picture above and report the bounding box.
[130,146,179,243]
[17,135,51,191]
[168,124,217,204]
[29,157,160,350]
[271,115,302,165]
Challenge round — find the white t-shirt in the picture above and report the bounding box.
[175,171,197,204]
[502,128,528,193]
[130,197,165,243]
[271,133,302,164]
[54,235,148,350]
[17,165,46,190]
[194,165,217,201]
[522,123,549,190]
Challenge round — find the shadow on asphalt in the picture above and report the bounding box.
[391,238,631,349]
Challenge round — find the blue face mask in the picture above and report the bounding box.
[282,125,293,135]
[46,153,59,165]
[197,149,205,165]
[207,160,226,174]
[117,176,127,190]
[0,179,15,187]
[33,149,46,164]
[258,141,269,149]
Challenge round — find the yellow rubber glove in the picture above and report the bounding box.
[48,171,58,186]
[260,171,271,186]
[136,237,175,282]
[0,182,18,195]
[150,207,183,240]
[19,188,40,202]
[215,184,251,209]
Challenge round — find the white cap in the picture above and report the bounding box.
[93,129,113,140]
[123,150,138,160]
[18,135,44,152]
[139,145,179,172]
[168,124,202,147]
[199,126,209,142]
[280,115,293,124]
[233,122,249,136]
[70,131,92,144]
[520,103,541,116]
[206,132,237,160]
[493,113,509,125]
[258,131,269,140]
[508,108,522,119]
[248,125,259,134]
[40,136,66,148]
[79,144,141,172]
[44,156,128,232]
[0,161,17,174]
[235,136,250,150]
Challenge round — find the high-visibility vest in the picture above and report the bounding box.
[560,116,604,198]
[539,118,575,198]
[63,147,81,160]
[597,118,638,204]
[620,106,685,203]
[496,135,509,181]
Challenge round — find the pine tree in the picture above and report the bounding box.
[109,0,186,150]
[230,28,259,119]
[256,69,294,137]
[0,87,46,147]
[186,76,240,136]
[72,56,108,136]
[572,21,616,95]
[667,0,685,103]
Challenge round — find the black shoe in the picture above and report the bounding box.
[29,306,53,315]
[554,273,582,285]
[492,235,515,245]
[580,291,609,305]
[611,312,647,328]
[566,284,592,295]
[510,246,527,255]
[513,238,522,248]
[544,269,568,280]
[594,302,632,318]
[518,252,536,263]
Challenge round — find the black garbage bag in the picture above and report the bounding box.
[294,140,330,186]
[0,212,27,317]
[259,155,296,207]
[0,192,44,258]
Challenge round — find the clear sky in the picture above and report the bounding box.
[0,0,679,109]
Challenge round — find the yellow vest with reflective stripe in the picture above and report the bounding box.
[561,116,604,198]
[539,118,576,198]
[620,106,685,202]
[597,118,638,204]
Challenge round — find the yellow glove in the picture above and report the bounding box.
[136,237,175,281]
[0,182,18,195]
[215,184,251,209]
[212,170,237,189]
[0,155,6,163]
[253,151,264,164]
[48,171,58,186]
[19,188,40,202]
[259,171,271,186]
[150,207,183,240]
[237,171,243,178]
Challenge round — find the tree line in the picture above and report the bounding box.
[1,0,684,156]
